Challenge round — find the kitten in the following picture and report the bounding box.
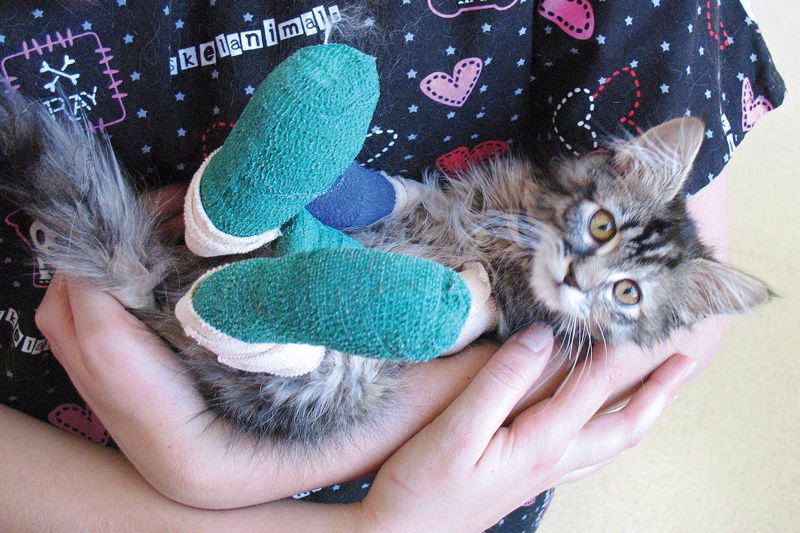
[0,93,770,449]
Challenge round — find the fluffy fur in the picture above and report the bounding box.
[0,92,771,450]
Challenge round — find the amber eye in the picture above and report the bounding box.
[613,279,641,305]
[589,209,617,243]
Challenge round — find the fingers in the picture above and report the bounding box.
[35,274,80,368]
[552,459,613,486]
[437,325,553,460]
[552,354,695,481]
[511,352,627,460]
[64,278,187,395]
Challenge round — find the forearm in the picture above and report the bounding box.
[0,405,364,532]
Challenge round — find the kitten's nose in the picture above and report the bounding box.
[563,262,581,290]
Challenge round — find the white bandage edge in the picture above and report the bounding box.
[175,265,325,377]
[184,148,282,258]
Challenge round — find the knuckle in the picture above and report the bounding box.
[33,306,51,335]
[526,431,565,470]
[621,414,646,449]
[484,352,530,393]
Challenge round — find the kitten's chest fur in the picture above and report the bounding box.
[352,159,554,338]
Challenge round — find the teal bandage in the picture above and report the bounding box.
[187,249,472,362]
[198,44,379,238]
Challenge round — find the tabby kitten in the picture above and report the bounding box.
[0,93,770,449]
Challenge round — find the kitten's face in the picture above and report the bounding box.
[522,118,770,345]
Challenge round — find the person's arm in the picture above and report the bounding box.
[0,404,362,532]
[1,325,692,532]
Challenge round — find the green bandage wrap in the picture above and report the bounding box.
[199,44,380,237]
[191,249,472,361]
[274,210,362,256]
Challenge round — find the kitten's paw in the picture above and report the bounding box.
[442,262,498,355]
[184,149,282,258]
[383,173,426,214]
[175,266,324,377]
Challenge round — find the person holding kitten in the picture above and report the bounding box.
[0,1,784,531]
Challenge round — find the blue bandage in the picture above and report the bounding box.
[306,163,397,230]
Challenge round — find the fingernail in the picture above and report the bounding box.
[515,326,553,353]
[682,360,698,380]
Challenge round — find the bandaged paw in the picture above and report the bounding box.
[183,44,379,257]
[175,249,473,376]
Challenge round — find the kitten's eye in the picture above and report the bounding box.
[589,209,617,243]
[613,279,641,305]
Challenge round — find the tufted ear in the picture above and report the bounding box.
[613,117,706,201]
[676,258,772,324]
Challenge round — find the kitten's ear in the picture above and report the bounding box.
[613,117,705,200]
[679,258,772,322]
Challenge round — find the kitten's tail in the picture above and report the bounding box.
[0,91,171,308]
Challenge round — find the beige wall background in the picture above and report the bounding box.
[540,2,799,532]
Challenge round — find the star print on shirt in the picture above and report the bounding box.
[243,12,254,22]
[660,84,670,93]
[177,128,186,137]
[445,45,455,55]
[408,104,418,113]
[404,32,414,42]
[82,21,92,30]
[660,41,670,52]
[482,23,491,32]
[136,108,147,118]
[130,71,141,81]
[123,34,134,44]
[244,85,255,95]
[596,35,606,44]
[31,8,43,18]
[407,69,417,78]
[175,92,185,101]
[175,19,184,29]
[625,16,633,26]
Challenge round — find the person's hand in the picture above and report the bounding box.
[358,326,696,532]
